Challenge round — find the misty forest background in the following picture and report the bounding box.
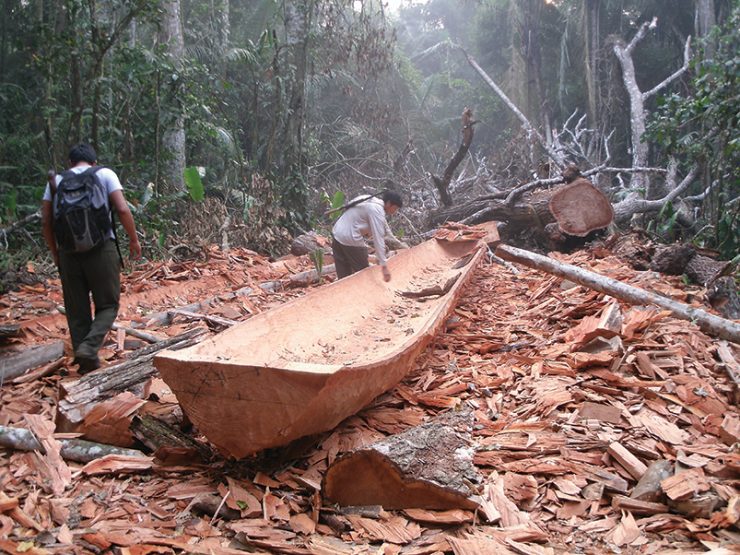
[0,0,737,288]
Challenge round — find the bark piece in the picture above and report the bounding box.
[323,410,481,510]
[0,341,64,382]
[661,467,710,501]
[686,254,732,286]
[24,414,72,496]
[719,414,740,446]
[611,495,669,515]
[707,277,740,320]
[630,460,674,503]
[56,329,205,437]
[578,402,622,424]
[549,179,614,236]
[0,324,20,339]
[130,414,211,461]
[650,244,696,275]
[0,425,145,463]
[496,244,740,343]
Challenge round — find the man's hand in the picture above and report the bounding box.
[129,239,142,260]
[382,266,391,282]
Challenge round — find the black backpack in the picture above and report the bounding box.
[52,166,112,253]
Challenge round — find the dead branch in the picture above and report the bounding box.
[430,108,477,206]
[0,424,146,463]
[496,244,740,343]
[459,47,565,168]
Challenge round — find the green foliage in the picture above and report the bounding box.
[322,190,346,222]
[183,167,205,202]
[646,6,739,258]
[310,249,324,284]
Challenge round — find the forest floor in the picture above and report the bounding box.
[0,233,739,554]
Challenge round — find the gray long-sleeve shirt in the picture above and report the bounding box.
[332,196,389,266]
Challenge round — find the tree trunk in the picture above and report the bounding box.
[695,0,716,57]
[158,0,186,193]
[56,329,205,434]
[583,0,601,127]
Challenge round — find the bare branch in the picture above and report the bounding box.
[625,17,657,54]
[643,36,692,99]
[458,47,565,168]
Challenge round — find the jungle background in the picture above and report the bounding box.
[0,0,737,292]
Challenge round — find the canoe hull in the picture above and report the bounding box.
[155,238,484,458]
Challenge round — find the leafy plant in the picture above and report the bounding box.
[183,167,205,202]
[310,249,324,285]
[322,190,346,222]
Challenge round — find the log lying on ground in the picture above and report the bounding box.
[430,180,613,250]
[323,410,482,510]
[496,244,740,344]
[650,244,732,286]
[0,425,145,463]
[56,328,206,441]
[288,264,336,287]
[0,341,64,382]
[131,414,211,461]
[141,285,256,328]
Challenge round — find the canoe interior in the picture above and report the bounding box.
[154,238,484,458]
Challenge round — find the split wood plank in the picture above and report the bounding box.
[607,442,647,480]
[496,244,740,343]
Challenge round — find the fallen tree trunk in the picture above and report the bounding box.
[0,425,145,463]
[496,244,740,344]
[0,341,64,382]
[323,410,481,510]
[56,328,206,437]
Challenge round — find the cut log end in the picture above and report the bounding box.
[549,178,614,237]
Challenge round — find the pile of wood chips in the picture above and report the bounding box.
[0,240,738,555]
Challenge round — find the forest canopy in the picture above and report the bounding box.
[0,0,737,278]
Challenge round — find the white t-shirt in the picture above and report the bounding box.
[332,196,389,266]
[43,164,123,240]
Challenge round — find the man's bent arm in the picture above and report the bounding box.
[109,190,141,258]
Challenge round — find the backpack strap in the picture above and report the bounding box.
[324,191,382,217]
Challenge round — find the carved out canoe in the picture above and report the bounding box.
[154,237,485,458]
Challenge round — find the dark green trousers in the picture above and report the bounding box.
[58,240,120,359]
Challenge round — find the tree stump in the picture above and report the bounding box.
[323,410,481,510]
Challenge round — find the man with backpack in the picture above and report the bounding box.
[41,143,141,373]
[331,190,403,282]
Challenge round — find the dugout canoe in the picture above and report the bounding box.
[154,236,487,458]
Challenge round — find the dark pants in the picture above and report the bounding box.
[58,240,120,359]
[332,236,369,279]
